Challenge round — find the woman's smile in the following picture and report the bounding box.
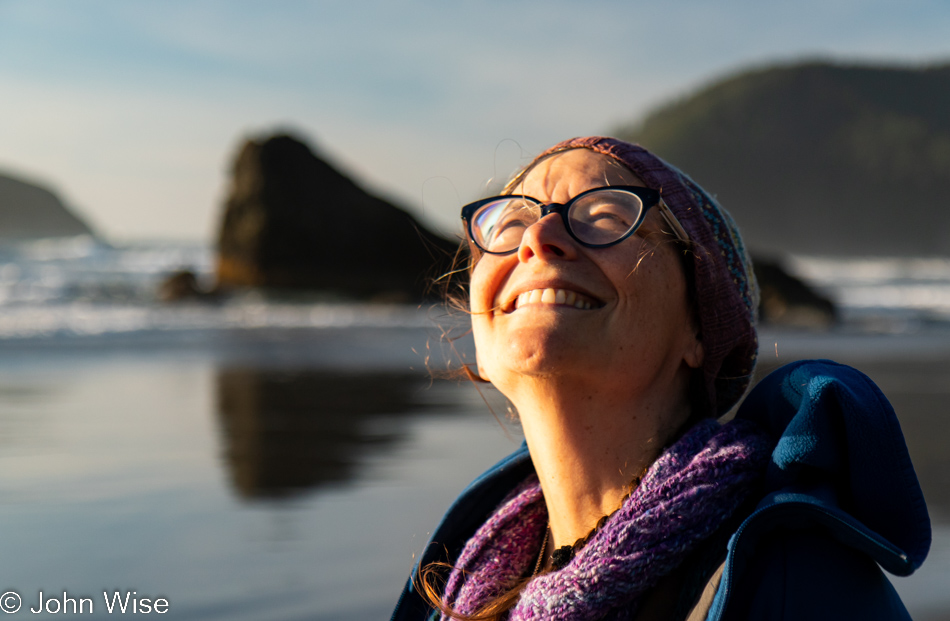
[495,285,604,314]
[512,288,600,311]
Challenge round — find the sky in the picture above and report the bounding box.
[0,0,948,242]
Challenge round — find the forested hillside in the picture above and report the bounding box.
[618,61,950,256]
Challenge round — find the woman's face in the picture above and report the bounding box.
[470,149,703,400]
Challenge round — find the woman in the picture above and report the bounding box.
[391,137,930,621]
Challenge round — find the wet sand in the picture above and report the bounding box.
[0,326,946,619]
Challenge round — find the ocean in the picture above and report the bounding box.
[0,237,947,620]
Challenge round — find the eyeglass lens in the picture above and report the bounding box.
[471,189,646,254]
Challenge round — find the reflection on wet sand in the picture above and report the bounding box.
[216,369,438,500]
[853,360,950,523]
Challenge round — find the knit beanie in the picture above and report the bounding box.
[525,137,759,415]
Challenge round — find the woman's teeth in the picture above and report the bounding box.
[514,288,596,310]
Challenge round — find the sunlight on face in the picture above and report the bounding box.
[469,149,702,403]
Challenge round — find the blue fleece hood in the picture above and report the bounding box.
[735,359,931,575]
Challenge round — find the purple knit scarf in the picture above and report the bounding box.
[440,419,772,621]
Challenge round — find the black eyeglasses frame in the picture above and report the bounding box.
[460,185,688,256]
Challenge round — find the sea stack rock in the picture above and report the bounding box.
[0,172,94,240]
[215,133,458,300]
[753,256,837,328]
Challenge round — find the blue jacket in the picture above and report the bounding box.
[391,360,932,620]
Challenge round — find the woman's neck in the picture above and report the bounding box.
[509,373,692,553]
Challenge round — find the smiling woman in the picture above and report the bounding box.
[469,150,702,429]
[390,137,931,621]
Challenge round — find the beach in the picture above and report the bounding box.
[0,241,948,619]
[0,323,946,620]
[0,322,518,620]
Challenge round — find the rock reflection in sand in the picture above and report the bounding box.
[216,369,441,500]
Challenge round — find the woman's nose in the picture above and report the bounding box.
[517,212,578,262]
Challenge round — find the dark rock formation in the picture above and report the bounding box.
[0,172,94,240]
[215,134,458,300]
[753,256,837,328]
[158,269,219,302]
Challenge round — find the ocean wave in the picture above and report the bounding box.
[789,256,950,286]
[4,240,950,339]
[0,301,434,339]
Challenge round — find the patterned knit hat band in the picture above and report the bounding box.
[527,137,759,415]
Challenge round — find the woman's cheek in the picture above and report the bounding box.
[469,264,489,314]
[469,257,505,314]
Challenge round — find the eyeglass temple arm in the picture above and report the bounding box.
[657,199,690,244]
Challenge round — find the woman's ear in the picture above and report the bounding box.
[476,361,490,383]
[684,338,704,370]
[462,362,491,384]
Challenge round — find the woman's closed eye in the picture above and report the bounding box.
[588,207,632,230]
[488,207,534,248]
[573,202,635,238]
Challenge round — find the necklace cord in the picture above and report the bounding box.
[546,469,648,572]
[531,528,549,577]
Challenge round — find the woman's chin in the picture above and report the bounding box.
[481,329,592,379]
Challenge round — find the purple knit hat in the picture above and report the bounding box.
[525,137,758,415]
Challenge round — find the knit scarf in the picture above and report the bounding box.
[440,418,772,621]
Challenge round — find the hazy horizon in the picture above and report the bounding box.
[1,0,948,243]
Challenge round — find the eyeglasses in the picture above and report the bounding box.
[461,185,689,255]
